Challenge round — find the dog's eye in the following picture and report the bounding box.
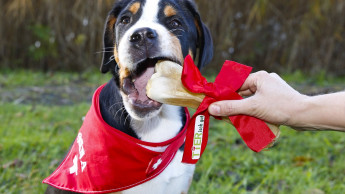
[169,19,181,28]
[120,16,131,24]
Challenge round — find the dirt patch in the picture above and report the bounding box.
[1,83,97,105]
[1,82,342,106]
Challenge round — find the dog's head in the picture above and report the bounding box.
[101,0,213,120]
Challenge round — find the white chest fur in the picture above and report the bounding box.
[131,105,184,143]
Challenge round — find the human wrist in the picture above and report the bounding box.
[284,94,312,129]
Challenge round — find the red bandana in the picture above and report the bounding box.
[181,55,277,164]
[43,84,190,193]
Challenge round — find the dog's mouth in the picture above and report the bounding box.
[122,57,179,112]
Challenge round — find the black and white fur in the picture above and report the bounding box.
[46,0,213,193]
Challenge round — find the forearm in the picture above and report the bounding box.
[288,92,345,131]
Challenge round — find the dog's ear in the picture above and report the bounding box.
[101,3,125,74]
[185,1,214,69]
[101,14,117,74]
[196,21,213,69]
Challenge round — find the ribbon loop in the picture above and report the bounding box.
[181,55,276,164]
[181,55,209,94]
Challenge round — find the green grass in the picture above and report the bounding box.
[281,70,345,87]
[0,103,90,193]
[1,69,345,193]
[190,121,345,193]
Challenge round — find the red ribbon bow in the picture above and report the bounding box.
[181,55,276,164]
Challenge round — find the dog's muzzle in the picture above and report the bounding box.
[119,26,182,118]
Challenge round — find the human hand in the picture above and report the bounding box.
[208,71,307,126]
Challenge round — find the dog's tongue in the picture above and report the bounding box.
[134,66,155,102]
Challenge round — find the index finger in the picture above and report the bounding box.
[238,71,264,93]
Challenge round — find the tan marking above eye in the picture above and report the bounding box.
[129,2,141,15]
[164,5,177,17]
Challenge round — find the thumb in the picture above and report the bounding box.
[208,98,253,117]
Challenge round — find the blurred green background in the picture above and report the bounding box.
[1,0,345,193]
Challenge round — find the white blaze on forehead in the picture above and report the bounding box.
[118,0,182,71]
[141,0,160,22]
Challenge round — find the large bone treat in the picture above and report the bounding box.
[147,60,280,140]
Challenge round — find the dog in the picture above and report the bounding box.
[45,0,213,193]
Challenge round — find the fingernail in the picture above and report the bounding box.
[210,105,220,115]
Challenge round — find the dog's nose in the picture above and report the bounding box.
[129,28,158,46]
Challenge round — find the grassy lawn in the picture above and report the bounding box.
[1,70,345,193]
